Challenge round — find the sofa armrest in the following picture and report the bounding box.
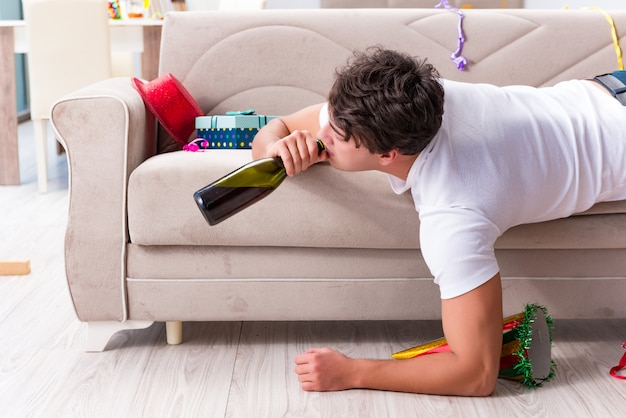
[51,77,156,322]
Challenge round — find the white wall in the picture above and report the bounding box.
[524,0,625,9]
[255,1,626,10]
[265,0,320,8]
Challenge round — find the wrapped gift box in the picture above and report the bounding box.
[195,110,278,149]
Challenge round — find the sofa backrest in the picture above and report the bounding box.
[157,9,626,149]
[319,0,524,8]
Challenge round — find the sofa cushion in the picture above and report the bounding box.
[127,151,626,250]
[128,151,420,249]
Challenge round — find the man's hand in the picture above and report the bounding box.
[294,348,358,391]
[267,131,329,176]
[251,103,326,175]
[293,273,503,396]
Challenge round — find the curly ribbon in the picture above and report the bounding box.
[183,138,209,152]
[435,1,468,71]
[580,7,623,70]
[610,342,626,380]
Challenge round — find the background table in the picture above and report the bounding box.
[0,19,163,185]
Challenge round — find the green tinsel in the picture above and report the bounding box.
[512,304,557,388]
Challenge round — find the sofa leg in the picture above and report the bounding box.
[166,321,183,345]
[85,320,154,352]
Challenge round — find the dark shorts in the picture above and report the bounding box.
[610,70,626,84]
[593,71,626,105]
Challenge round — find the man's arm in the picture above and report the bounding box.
[294,273,503,396]
[252,103,327,176]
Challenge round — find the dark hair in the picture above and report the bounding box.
[328,47,445,155]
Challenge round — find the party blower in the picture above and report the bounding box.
[392,304,556,388]
[194,139,326,226]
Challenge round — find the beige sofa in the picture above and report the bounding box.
[51,9,626,351]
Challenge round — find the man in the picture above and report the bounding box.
[251,47,626,396]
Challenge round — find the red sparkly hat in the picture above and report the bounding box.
[131,73,203,147]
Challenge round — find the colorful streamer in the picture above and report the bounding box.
[392,304,556,388]
[435,0,468,71]
[108,1,122,19]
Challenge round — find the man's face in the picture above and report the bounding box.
[317,109,379,172]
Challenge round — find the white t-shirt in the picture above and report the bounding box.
[385,79,626,299]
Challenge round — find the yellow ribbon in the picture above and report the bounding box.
[581,7,623,70]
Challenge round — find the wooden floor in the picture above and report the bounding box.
[1,121,625,417]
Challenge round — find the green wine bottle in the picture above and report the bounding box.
[194,139,325,226]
